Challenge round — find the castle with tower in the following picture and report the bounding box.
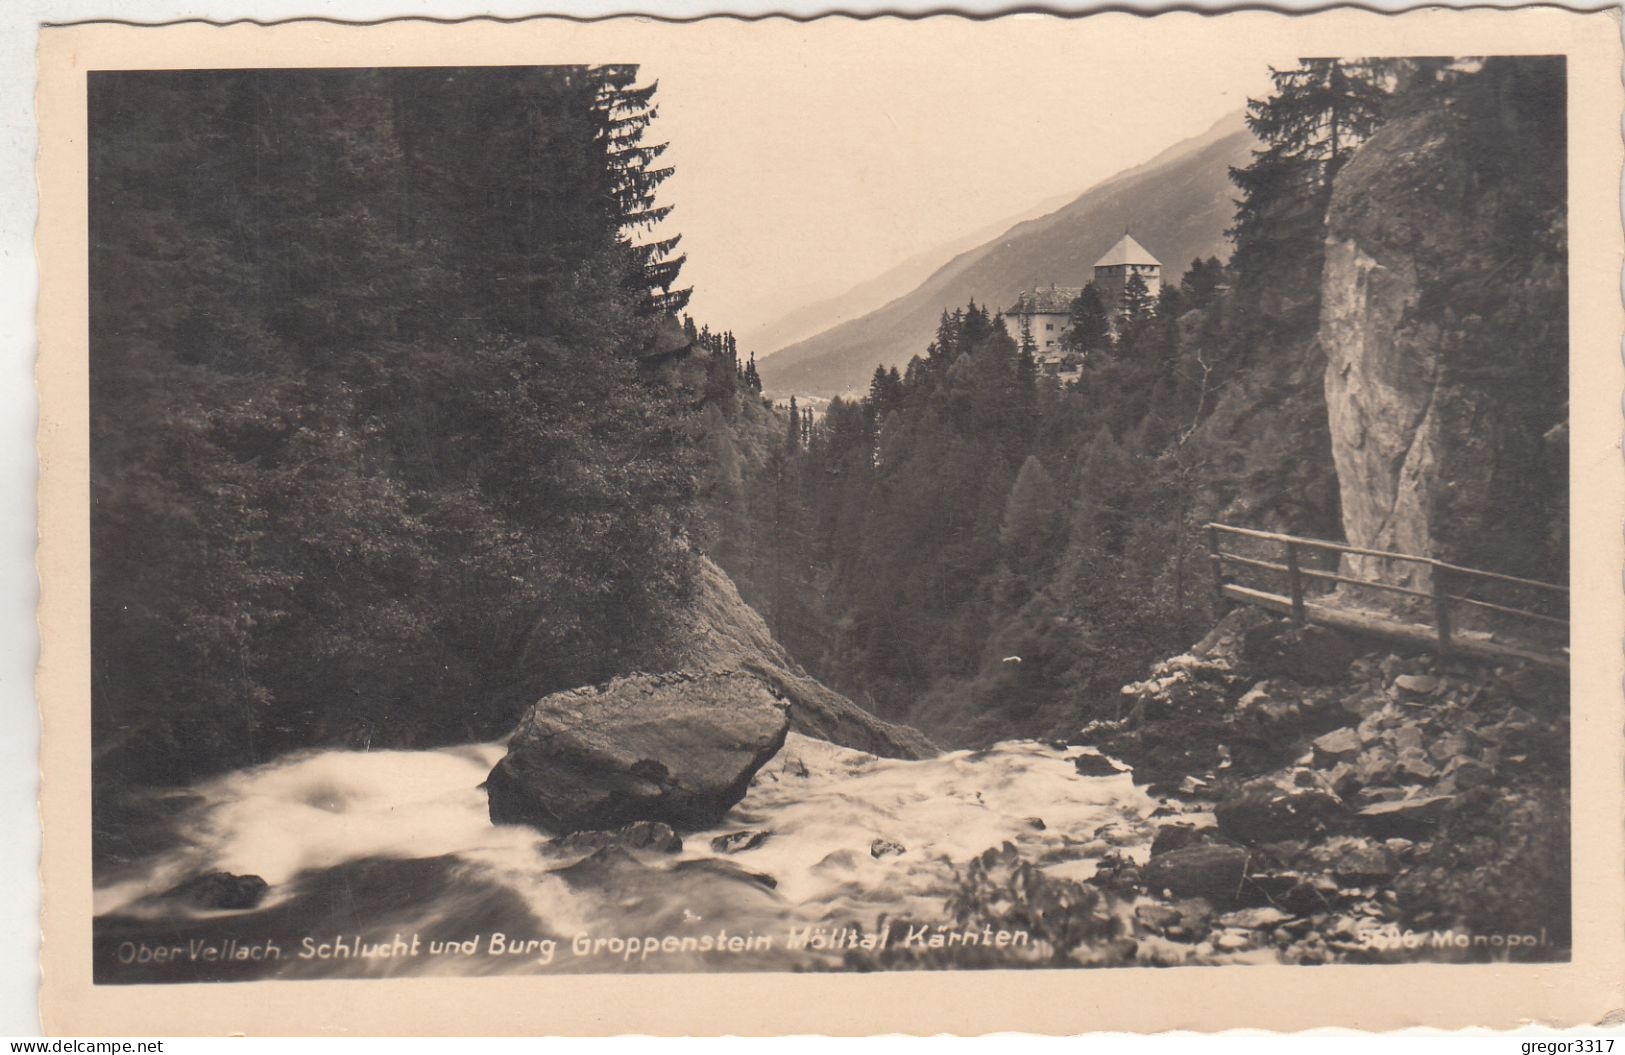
[1005,232,1162,382]
[1089,232,1162,313]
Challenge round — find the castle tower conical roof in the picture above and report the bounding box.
[1094,233,1161,268]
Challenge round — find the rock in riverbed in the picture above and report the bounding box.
[1216,786,1352,844]
[711,830,772,853]
[486,671,790,833]
[550,821,684,854]
[166,871,269,910]
[1142,844,1252,905]
[1072,752,1122,777]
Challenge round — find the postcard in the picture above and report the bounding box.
[35,8,1625,1035]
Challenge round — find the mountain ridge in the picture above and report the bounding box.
[761,111,1257,397]
[739,188,1080,359]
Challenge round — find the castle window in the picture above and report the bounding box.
[1045,323,1054,331]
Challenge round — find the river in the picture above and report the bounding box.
[92,733,1159,982]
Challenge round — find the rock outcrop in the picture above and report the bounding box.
[486,671,790,833]
[638,556,937,759]
[1319,58,1567,595]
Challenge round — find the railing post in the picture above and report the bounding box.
[1207,524,1229,612]
[1285,541,1306,625]
[1432,564,1454,654]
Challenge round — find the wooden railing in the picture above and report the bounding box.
[1206,523,1569,670]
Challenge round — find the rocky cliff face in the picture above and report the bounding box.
[1319,60,1567,593]
[638,555,938,760]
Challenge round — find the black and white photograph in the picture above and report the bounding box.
[51,14,1602,1008]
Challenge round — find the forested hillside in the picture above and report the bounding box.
[712,58,1567,747]
[90,67,701,785]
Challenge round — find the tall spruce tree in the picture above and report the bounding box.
[1246,60,1386,181]
[1019,314,1038,356]
[1179,256,1226,309]
[1000,454,1059,569]
[1119,273,1155,326]
[1064,283,1111,356]
[592,65,691,314]
[1229,59,1388,310]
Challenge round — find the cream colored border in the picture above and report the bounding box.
[37,10,1625,1035]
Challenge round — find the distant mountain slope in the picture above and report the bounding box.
[761,113,1257,397]
[740,189,1077,359]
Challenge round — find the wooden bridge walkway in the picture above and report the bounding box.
[1206,523,1569,671]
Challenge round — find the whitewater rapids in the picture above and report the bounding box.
[92,733,1158,980]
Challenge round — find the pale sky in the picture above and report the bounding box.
[639,17,1289,345]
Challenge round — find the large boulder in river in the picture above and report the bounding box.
[486,671,790,833]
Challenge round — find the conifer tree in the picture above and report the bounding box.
[930,310,958,366]
[591,65,691,314]
[1119,273,1155,328]
[1245,59,1387,184]
[1228,59,1388,309]
[1064,283,1111,356]
[1179,257,1226,310]
[1069,426,1135,559]
[1000,455,1059,568]
[1015,331,1039,400]
[869,365,891,411]
[961,300,993,349]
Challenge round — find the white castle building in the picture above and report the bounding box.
[1004,232,1164,384]
[1006,284,1082,356]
